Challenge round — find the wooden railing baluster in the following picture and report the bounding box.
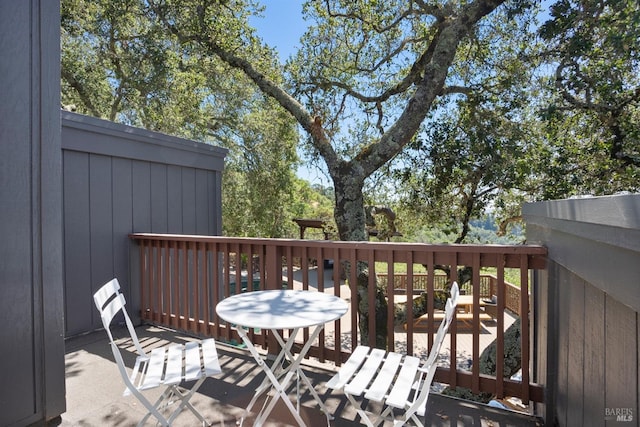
[496,254,506,399]
[520,255,531,404]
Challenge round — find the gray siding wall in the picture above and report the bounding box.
[62,112,227,337]
[0,1,66,424]
[523,195,640,426]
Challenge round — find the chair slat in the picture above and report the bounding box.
[364,351,402,402]
[164,344,184,385]
[141,348,167,390]
[184,341,202,381]
[327,345,369,389]
[385,355,420,408]
[344,348,385,396]
[93,278,119,308]
[201,338,222,376]
[101,294,126,327]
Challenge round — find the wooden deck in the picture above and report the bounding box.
[55,325,541,427]
[54,265,538,426]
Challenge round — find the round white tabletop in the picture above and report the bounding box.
[216,289,348,330]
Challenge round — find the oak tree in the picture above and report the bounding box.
[150,0,514,242]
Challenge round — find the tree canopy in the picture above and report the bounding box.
[149,0,516,242]
[61,0,640,244]
[535,0,640,197]
[387,0,640,242]
[61,0,317,238]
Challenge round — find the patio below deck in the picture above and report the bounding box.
[52,325,543,427]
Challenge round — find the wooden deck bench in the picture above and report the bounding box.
[406,310,493,331]
[483,303,498,319]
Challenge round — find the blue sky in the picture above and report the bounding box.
[250,1,308,62]
[250,1,332,185]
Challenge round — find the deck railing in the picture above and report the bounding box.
[378,273,524,316]
[130,233,546,403]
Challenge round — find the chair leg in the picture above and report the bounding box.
[345,393,386,427]
[166,377,209,425]
[345,393,424,427]
[137,378,210,427]
[408,413,424,427]
[136,387,173,427]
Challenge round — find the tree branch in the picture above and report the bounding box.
[357,0,506,176]
[149,1,349,174]
[61,69,102,117]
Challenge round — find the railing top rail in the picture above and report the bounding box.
[129,233,547,255]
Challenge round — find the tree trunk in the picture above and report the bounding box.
[356,269,388,349]
[332,168,367,241]
[332,169,393,348]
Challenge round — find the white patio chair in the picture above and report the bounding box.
[93,278,222,426]
[327,282,460,427]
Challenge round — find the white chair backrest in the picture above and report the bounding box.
[408,281,459,414]
[422,282,458,368]
[93,278,146,358]
[449,281,460,307]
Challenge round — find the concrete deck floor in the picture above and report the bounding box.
[49,325,543,427]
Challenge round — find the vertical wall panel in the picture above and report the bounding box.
[0,1,65,423]
[604,298,637,419]
[0,1,37,417]
[61,112,227,336]
[0,1,35,420]
[524,195,640,427]
[208,171,220,233]
[89,154,115,299]
[195,169,210,234]
[150,163,168,233]
[582,285,605,424]
[566,278,584,427]
[112,158,134,298]
[167,165,183,232]
[556,274,569,426]
[63,152,92,335]
[181,168,197,234]
[132,160,152,233]
[533,267,552,419]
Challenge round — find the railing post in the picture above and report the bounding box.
[265,243,282,291]
[129,238,143,325]
[265,243,283,356]
[520,254,531,404]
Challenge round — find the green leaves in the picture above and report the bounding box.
[537,0,640,193]
[61,0,304,238]
[62,0,639,245]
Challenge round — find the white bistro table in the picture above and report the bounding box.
[216,289,348,426]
